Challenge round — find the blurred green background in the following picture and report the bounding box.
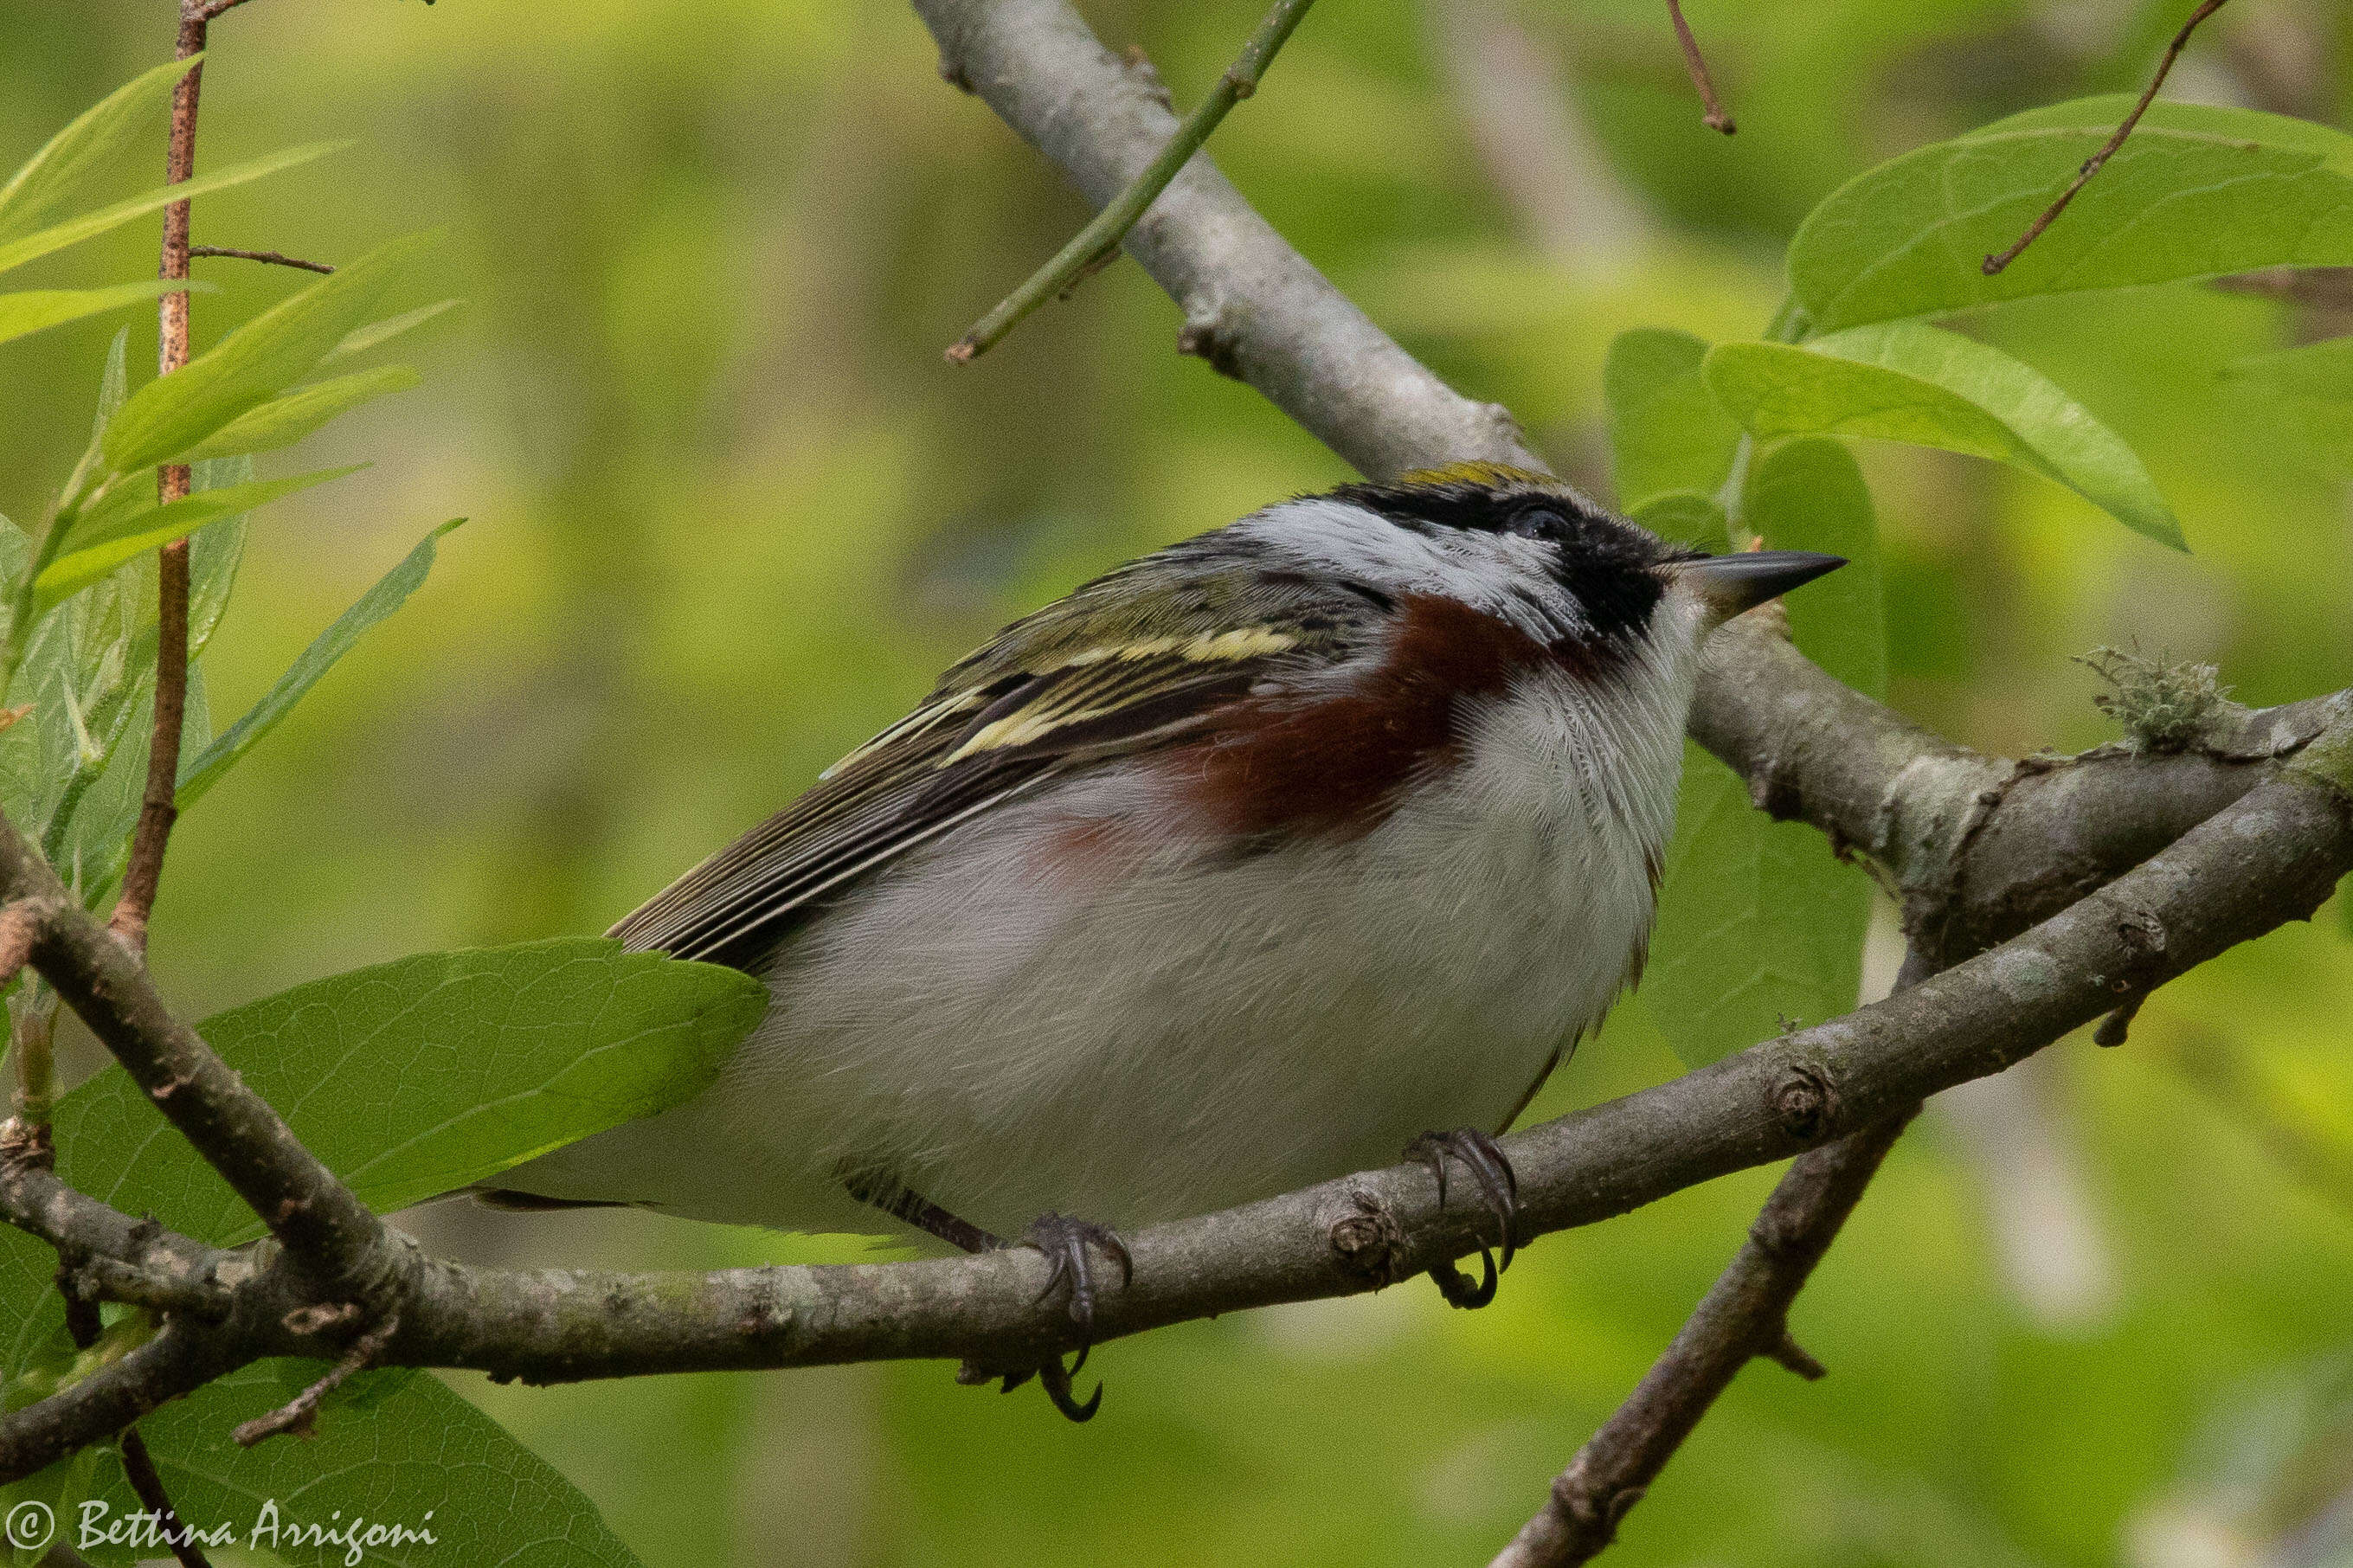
[8,0,2353,1563]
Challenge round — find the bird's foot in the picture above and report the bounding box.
[1405,1128,1522,1310]
[843,1173,1127,1423]
[1000,1212,1132,1421]
[1026,1211,1134,1333]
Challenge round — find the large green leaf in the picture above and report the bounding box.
[1704,321,2182,549]
[0,142,342,280]
[0,57,197,247]
[1603,328,1744,513]
[100,231,429,474]
[66,1366,644,1568]
[36,466,364,616]
[0,280,200,352]
[53,938,764,1247]
[1636,438,1885,1068]
[180,363,420,462]
[1790,99,2353,331]
[178,518,460,810]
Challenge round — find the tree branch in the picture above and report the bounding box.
[0,1321,245,1485]
[1491,1109,1917,1567]
[3,710,2344,1479]
[112,0,214,954]
[913,0,1546,479]
[0,822,393,1299]
[946,0,1319,362]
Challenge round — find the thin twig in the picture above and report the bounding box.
[231,1314,397,1447]
[1983,0,2233,275]
[112,0,211,954]
[1491,935,1973,1565]
[119,1431,215,1568]
[1665,0,1735,134]
[59,1254,215,1568]
[187,245,332,273]
[944,0,1319,363]
[70,12,222,1547]
[1488,1109,1919,1567]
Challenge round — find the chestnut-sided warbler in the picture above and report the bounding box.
[489,462,1842,1417]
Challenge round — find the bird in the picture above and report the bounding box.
[485,461,1843,1418]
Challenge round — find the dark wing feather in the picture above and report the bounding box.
[611,567,1380,970]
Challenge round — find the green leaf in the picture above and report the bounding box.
[68,1366,646,1568]
[90,326,129,435]
[28,459,247,890]
[1604,328,1745,513]
[1628,489,1730,550]
[0,280,203,351]
[320,298,460,365]
[51,938,766,1247]
[1790,99,2353,331]
[180,363,420,462]
[1636,438,1884,1068]
[178,518,459,810]
[0,337,150,861]
[1704,321,2182,548]
[36,466,363,616]
[0,141,343,279]
[185,455,252,661]
[0,56,197,247]
[100,229,429,473]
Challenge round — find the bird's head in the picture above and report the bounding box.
[1244,462,1845,676]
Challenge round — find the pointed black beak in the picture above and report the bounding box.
[1681,549,1847,618]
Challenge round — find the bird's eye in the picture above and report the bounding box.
[1508,505,1563,539]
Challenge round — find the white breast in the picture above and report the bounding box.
[503,643,1697,1241]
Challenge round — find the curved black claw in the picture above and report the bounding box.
[1407,1128,1522,1308]
[1034,1352,1103,1422]
[1430,1248,1499,1309]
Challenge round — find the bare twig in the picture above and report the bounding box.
[1492,1112,1916,1565]
[187,245,333,273]
[944,0,1319,363]
[1665,0,1735,134]
[118,1430,214,1568]
[232,1314,398,1446]
[112,0,215,954]
[1983,0,2233,275]
[54,1219,212,1568]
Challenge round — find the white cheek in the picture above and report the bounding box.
[1232,499,1585,641]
